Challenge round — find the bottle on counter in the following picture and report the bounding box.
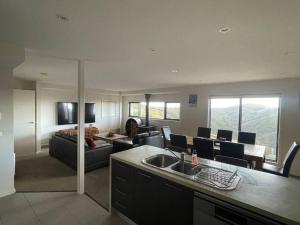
[192,149,198,165]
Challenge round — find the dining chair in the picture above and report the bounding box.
[217,129,233,142]
[220,141,244,159]
[170,134,188,153]
[197,127,211,139]
[193,137,214,160]
[238,131,256,145]
[161,126,172,148]
[263,142,300,177]
[215,155,248,168]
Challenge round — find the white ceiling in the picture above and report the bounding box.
[1,0,300,91]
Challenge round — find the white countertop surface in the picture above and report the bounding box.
[111,145,300,225]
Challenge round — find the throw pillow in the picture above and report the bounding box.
[85,137,96,149]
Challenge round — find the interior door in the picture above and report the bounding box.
[13,89,36,158]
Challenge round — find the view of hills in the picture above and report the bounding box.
[211,104,279,160]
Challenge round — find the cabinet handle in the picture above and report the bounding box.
[116,176,127,182]
[115,188,127,197]
[116,162,127,169]
[164,182,183,192]
[137,172,152,179]
[115,201,126,210]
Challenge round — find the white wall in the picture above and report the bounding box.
[0,43,24,197]
[122,78,300,176]
[37,83,121,148]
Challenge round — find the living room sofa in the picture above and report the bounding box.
[49,133,113,172]
[113,131,163,153]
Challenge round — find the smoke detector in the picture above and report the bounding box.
[219,27,231,34]
[56,14,69,22]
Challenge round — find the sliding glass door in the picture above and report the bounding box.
[210,98,240,140]
[241,97,280,160]
[209,96,280,161]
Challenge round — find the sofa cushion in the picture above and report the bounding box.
[86,137,96,148]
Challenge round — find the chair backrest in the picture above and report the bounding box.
[197,127,211,139]
[170,134,187,152]
[238,131,256,145]
[215,155,248,168]
[220,141,244,159]
[282,142,300,177]
[217,129,233,142]
[193,137,214,160]
[161,126,171,141]
[144,132,163,148]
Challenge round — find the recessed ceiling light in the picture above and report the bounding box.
[56,14,69,22]
[40,72,48,76]
[219,27,231,34]
[171,69,178,73]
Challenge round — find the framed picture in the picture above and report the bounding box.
[189,94,197,107]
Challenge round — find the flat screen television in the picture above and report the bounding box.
[57,102,95,125]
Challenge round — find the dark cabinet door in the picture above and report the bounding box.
[133,169,158,225]
[158,179,193,225]
[111,160,133,219]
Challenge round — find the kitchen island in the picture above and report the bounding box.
[110,145,300,225]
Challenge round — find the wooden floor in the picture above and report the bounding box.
[0,192,128,225]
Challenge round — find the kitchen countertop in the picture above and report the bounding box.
[110,145,300,225]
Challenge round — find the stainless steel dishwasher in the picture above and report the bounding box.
[193,192,282,225]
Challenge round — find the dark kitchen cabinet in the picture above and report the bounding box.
[133,169,159,225]
[158,179,193,225]
[112,159,193,225]
[111,160,134,219]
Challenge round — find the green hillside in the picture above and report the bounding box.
[211,104,279,160]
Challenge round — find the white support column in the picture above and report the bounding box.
[77,60,85,194]
[35,81,42,154]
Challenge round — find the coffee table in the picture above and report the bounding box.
[93,133,128,144]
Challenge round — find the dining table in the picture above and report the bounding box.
[185,136,266,170]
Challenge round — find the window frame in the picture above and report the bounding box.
[128,102,142,117]
[208,94,281,162]
[128,101,181,121]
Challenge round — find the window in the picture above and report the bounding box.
[209,96,280,161]
[166,103,180,120]
[210,98,240,140]
[241,97,280,161]
[128,102,181,120]
[149,102,165,119]
[128,102,141,117]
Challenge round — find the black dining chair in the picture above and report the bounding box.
[197,127,211,139]
[170,134,188,153]
[217,129,233,142]
[215,155,248,168]
[238,132,256,145]
[263,142,300,177]
[161,126,172,148]
[193,137,214,160]
[220,141,244,159]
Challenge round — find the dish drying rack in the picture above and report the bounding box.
[194,166,241,190]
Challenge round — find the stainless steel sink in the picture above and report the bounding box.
[142,154,179,168]
[142,153,241,190]
[171,162,202,176]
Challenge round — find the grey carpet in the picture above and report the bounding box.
[15,154,109,210]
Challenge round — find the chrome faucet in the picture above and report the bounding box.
[165,147,186,164]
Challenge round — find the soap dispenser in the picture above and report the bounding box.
[192,149,198,165]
